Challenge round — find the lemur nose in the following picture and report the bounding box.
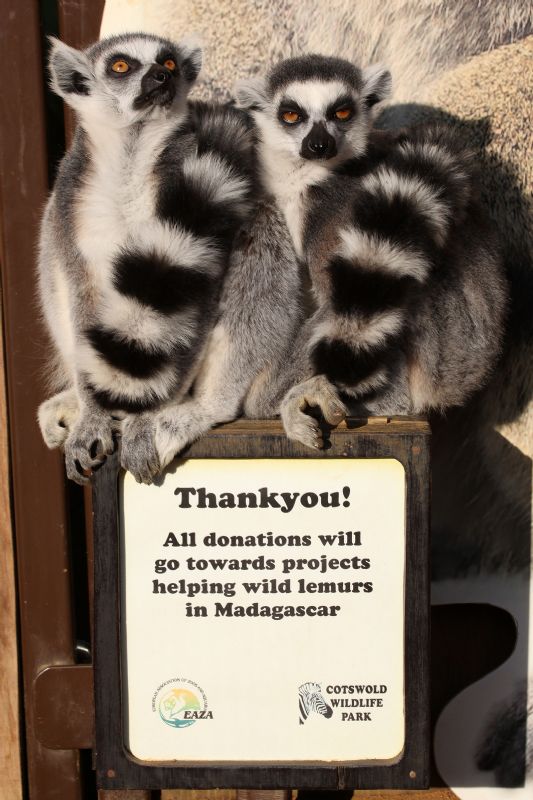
[301,122,337,161]
[152,69,170,84]
[143,63,172,91]
[309,140,328,154]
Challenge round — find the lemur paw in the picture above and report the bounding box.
[63,410,115,485]
[281,376,347,450]
[38,389,79,449]
[120,415,160,485]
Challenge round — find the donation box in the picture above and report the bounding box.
[93,417,430,791]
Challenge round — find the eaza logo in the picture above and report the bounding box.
[152,678,212,728]
[298,682,333,725]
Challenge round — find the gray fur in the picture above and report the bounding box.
[38,33,255,484]
[123,55,507,473]
[121,198,303,480]
[239,57,508,449]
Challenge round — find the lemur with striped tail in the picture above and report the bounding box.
[235,55,508,449]
[37,33,255,483]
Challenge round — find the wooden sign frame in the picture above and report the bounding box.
[93,417,430,791]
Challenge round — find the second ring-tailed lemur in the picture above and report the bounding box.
[37,33,255,483]
[234,54,508,449]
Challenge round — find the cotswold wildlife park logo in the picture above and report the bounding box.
[298,682,333,725]
[153,678,211,728]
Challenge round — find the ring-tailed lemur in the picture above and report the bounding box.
[234,55,508,449]
[37,33,255,483]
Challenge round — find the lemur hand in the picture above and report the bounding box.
[38,388,80,449]
[63,406,115,485]
[280,375,346,450]
[120,413,160,485]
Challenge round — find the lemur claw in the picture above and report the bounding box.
[63,410,115,485]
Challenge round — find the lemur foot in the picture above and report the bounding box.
[63,408,115,485]
[281,376,347,450]
[120,414,160,485]
[38,389,79,449]
[154,416,191,473]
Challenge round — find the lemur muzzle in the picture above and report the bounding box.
[135,64,176,108]
[301,122,337,160]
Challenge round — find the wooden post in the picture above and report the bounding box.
[0,303,23,800]
[0,1,82,796]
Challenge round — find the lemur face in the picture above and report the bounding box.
[235,55,391,167]
[48,33,202,127]
[272,79,363,162]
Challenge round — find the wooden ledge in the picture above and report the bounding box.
[206,416,430,438]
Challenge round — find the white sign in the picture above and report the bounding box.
[120,458,406,764]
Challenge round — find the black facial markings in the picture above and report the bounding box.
[113,249,216,314]
[268,55,362,94]
[106,53,141,77]
[155,47,178,69]
[326,94,356,120]
[277,98,308,125]
[301,121,337,160]
[311,336,403,387]
[86,326,171,379]
[328,256,419,316]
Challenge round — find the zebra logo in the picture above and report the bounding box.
[298,682,333,725]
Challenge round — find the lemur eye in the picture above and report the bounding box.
[111,60,130,74]
[282,111,301,124]
[164,59,176,71]
[335,108,353,121]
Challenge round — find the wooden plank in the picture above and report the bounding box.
[0,298,23,800]
[361,791,459,799]
[163,792,237,800]
[0,0,85,797]
[99,793,158,800]
[237,793,291,800]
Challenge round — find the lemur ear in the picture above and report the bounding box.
[233,78,269,111]
[361,65,392,108]
[178,38,203,84]
[48,37,92,98]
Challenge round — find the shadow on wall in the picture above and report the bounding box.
[380,105,533,787]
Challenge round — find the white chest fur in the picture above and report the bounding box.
[74,119,176,290]
[260,149,331,258]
